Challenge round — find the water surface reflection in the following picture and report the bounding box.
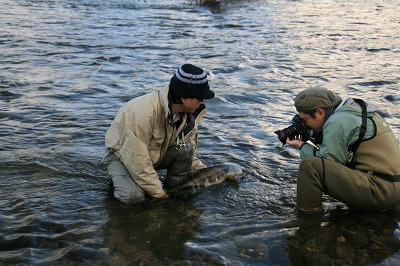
[0,0,399,264]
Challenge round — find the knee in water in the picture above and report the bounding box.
[114,187,145,204]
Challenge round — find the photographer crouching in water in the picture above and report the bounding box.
[275,87,400,214]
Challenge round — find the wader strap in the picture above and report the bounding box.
[346,99,367,169]
[362,171,400,182]
[320,157,328,193]
[376,173,400,182]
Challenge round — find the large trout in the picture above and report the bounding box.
[168,163,243,196]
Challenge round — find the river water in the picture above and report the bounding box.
[1,0,399,265]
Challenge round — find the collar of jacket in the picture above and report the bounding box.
[159,85,172,119]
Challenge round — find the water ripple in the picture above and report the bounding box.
[1,0,399,264]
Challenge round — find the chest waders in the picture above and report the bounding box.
[344,99,400,182]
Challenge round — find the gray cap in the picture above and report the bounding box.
[294,87,341,112]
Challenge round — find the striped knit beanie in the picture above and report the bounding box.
[169,64,215,99]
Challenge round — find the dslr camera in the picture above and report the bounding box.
[274,114,312,145]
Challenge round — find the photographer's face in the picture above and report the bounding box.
[298,108,326,132]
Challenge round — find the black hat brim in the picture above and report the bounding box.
[201,89,215,99]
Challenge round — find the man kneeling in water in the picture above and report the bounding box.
[103,64,215,203]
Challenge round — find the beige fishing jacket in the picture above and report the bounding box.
[105,85,207,198]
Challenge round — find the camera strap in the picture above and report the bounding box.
[346,98,367,169]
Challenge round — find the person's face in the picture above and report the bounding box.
[180,98,204,113]
[298,108,326,132]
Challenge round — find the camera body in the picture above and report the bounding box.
[274,114,313,145]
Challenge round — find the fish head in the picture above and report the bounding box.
[222,163,244,180]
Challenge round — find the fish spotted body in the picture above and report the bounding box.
[168,163,243,196]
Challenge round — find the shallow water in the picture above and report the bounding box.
[1,0,399,264]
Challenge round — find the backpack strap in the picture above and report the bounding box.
[346,99,367,169]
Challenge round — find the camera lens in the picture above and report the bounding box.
[274,124,298,144]
[274,129,287,144]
